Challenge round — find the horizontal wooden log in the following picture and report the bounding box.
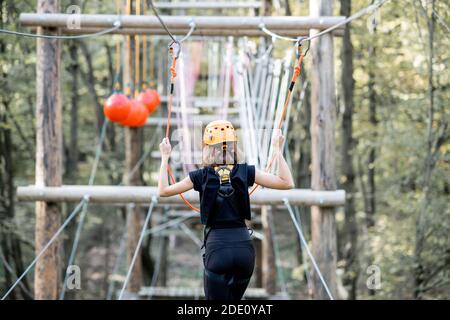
[146,115,240,126]
[20,14,345,35]
[16,185,346,207]
[153,1,262,10]
[138,286,268,299]
[47,27,343,37]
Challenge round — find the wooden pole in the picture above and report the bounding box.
[17,186,346,206]
[123,0,143,295]
[309,0,338,299]
[260,0,277,296]
[34,0,62,300]
[49,27,344,37]
[19,14,346,32]
[153,1,262,9]
[261,206,276,295]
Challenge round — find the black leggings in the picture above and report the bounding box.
[203,227,255,300]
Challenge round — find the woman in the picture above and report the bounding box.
[158,120,294,300]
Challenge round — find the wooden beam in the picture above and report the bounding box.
[146,115,240,126]
[34,0,62,300]
[153,2,262,10]
[261,206,276,295]
[139,286,268,300]
[123,0,142,294]
[309,0,338,300]
[17,185,346,207]
[19,13,346,33]
[48,26,344,37]
[260,0,277,297]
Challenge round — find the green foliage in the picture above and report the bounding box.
[0,0,448,299]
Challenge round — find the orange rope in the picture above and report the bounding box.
[249,49,305,196]
[134,0,141,97]
[142,1,147,88]
[165,45,304,211]
[149,38,155,87]
[114,0,122,91]
[166,52,200,213]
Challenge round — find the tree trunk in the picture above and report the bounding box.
[340,0,358,300]
[365,3,378,296]
[79,41,105,137]
[123,0,144,293]
[309,0,338,300]
[34,0,62,300]
[261,206,276,295]
[414,0,435,300]
[66,40,79,178]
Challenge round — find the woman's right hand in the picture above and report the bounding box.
[159,138,172,158]
[271,129,286,151]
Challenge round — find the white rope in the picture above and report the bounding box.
[0,246,33,298]
[146,230,164,300]
[260,0,390,43]
[144,213,197,236]
[0,21,121,40]
[432,7,450,33]
[118,196,158,300]
[106,228,128,300]
[1,197,88,300]
[293,205,314,295]
[179,223,202,248]
[283,198,334,300]
[60,119,109,299]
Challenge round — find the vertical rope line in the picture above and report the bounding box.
[142,0,147,88]
[118,197,158,300]
[134,0,141,96]
[283,199,334,300]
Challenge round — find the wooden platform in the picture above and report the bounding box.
[139,286,268,300]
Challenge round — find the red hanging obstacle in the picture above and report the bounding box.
[119,99,149,127]
[103,93,132,123]
[137,88,161,114]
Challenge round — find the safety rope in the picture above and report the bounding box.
[144,212,197,236]
[0,246,33,298]
[1,197,89,300]
[114,0,122,91]
[293,205,314,296]
[147,229,164,300]
[164,39,200,212]
[0,22,121,40]
[269,211,289,297]
[283,198,334,300]
[106,227,128,300]
[134,0,141,97]
[118,196,158,300]
[249,44,305,195]
[260,0,389,43]
[59,119,109,299]
[142,0,148,89]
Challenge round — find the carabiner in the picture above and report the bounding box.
[168,40,181,59]
[296,37,310,57]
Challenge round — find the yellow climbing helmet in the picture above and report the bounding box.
[203,120,237,146]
